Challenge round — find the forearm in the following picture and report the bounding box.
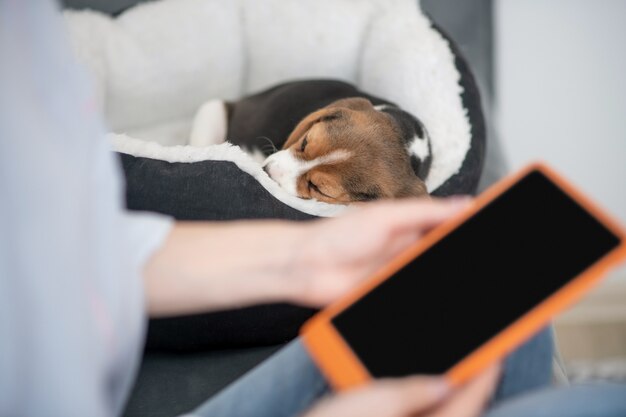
[143,199,469,318]
[143,220,307,317]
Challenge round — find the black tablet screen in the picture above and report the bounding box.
[332,170,621,378]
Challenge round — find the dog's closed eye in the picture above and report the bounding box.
[300,136,308,152]
[308,179,334,199]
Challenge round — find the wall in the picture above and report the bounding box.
[496,0,626,363]
[496,0,626,222]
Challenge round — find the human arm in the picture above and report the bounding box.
[143,198,470,317]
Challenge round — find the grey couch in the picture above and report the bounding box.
[60,1,502,416]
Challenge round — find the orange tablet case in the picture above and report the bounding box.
[301,163,626,391]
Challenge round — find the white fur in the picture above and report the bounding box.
[408,135,430,161]
[374,104,432,164]
[247,148,267,165]
[190,100,228,146]
[264,149,351,196]
[64,0,473,212]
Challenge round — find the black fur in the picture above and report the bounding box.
[225,80,431,180]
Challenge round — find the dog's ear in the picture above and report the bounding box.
[327,97,374,112]
[398,178,429,198]
[283,108,342,149]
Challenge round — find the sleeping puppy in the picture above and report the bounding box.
[190,80,432,204]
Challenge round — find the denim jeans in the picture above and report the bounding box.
[184,328,624,417]
[484,383,626,417]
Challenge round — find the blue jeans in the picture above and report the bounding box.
[188,328,625,417]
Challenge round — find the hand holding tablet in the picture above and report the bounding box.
[302,163,626,390]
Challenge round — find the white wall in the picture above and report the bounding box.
[496,0,626,325]
[496,0,626,223]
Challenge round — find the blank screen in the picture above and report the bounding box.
[332,171,621,378]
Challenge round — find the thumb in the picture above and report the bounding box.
[303,376,450,417]
[359,197,472,237]
[393,197,473,233]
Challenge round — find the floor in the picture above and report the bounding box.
[553,266,626,382]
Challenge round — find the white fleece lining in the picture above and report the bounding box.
[65,0,473,217]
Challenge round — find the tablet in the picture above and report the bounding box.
[301,163,626,390]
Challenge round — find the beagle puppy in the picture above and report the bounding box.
[190,80,431,204]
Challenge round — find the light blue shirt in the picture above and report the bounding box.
[0,0,172,415]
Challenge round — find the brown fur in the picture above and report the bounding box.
[283,98,428,204]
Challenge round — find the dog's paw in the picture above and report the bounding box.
[190,99,228,146]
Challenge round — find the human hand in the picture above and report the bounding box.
[144,197,469,317]
[288,198,471,307]
[302,364,500,417]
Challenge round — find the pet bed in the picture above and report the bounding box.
[64,0,486,349]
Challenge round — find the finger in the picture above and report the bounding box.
[426,364,502,417]
[330,229,422,296]
[375,376,452,416]
[304,376,451,417]
[359,197,472,234]
[382,229,422,260]
[361,198,473,269]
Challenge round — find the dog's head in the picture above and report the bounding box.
[263,98,432,204]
